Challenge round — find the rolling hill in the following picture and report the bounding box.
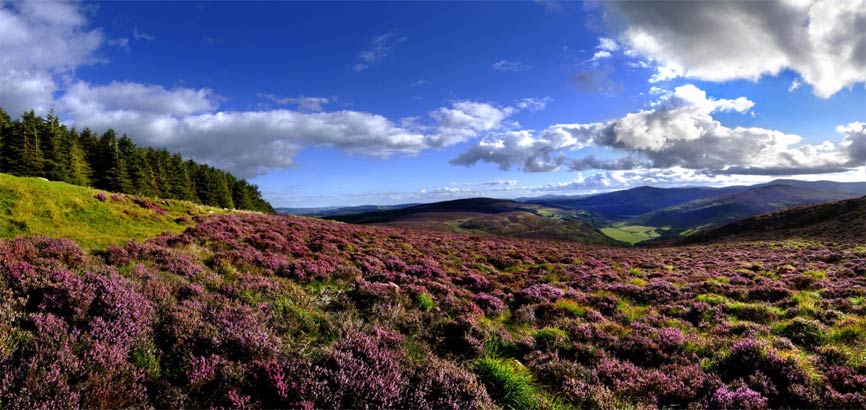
[629,184,861,235]
[276,203,419,217]
[676,195,866,245]
[330,197,621,245]
[328,180,864,245]
[528,185,743,220]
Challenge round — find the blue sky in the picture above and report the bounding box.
[1,1,864,207]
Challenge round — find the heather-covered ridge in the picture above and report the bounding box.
[1,213,865,409]
[678,196,866,245]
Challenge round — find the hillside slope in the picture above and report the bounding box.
[630,184,859,234]
[1,212,863,409]
[677,196,866,245]
[330,197,621,245]
[0,173,229,249]
[529,186,741,220]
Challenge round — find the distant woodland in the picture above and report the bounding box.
[0,108,274,213]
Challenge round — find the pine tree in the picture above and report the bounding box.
[168,154,195,201]
[210,168,234,209]
[1,111,44,176]
[40,110,70,181]
[0,108,9,171]
[64,128,91,186]
[231,178,255,210]
[95,130,132,193]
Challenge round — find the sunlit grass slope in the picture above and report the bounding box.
[0,173,228,249]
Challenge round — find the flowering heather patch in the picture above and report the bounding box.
[0,213,864,408]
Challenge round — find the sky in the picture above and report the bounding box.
[0,0,864,207]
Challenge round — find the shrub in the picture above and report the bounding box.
[708,385,768,410]
[515,284,564,306]
[774,317,826,349]
[533,327,570,351]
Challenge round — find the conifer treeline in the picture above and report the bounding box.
[0,108,274,213]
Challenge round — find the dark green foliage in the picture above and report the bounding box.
[0,107,273,212]
[1,110,44,176]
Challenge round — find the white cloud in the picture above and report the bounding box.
[451,124,601,172]
[491,60,531,72]
[597,37,620,52]
[515,97,552,112]
[0,0,102,115]
[57,79,545,177]
[258,93,331,112]
[353,32,406,71]
[590,37,620,61]
[453,84,859,176]
[427,101,519,147]
[837,121,866,166]
[609,0,866,98]
[62,81,219,116]
[591,50,612,60]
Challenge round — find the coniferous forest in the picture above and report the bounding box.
[0,108,274,213]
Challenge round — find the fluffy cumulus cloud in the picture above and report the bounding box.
[609,0,866,98]
[0,0,102,115]
[426,100,525,147]
[57,80,543,176]
[453,84,861,176]
[838,122,866,166]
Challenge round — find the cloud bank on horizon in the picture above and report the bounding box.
[0,0,863,205]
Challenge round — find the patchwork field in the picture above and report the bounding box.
[599,224,667,245]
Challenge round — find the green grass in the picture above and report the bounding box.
[600,224,664,244]
[0,173,229,250]
[553,298,589,317]
[474,357,541,410]
[413,292,436,312]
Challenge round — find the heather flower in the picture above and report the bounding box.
[321,329,408,409]
[709,385,768,410]
[188,354,221,387]
[472,293,505,316]
[403,360,494,409]
[515,283,564,305]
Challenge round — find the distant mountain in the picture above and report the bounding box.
[277,203,419,217]
[676,196,866,245]
[630,184,860,234]
[329,198,622,245]
[529,186,743,220]
[309,179,865,246]
[755,179,866,196]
